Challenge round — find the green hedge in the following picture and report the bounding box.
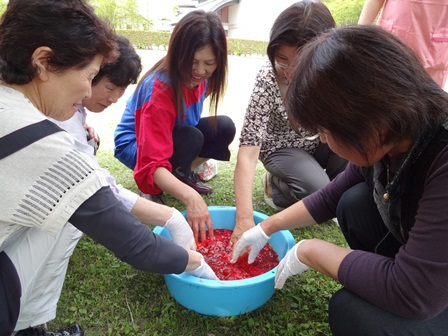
[117,29,268,56]
[227,37,267,56]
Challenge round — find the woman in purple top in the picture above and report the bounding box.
[232,25,448,335]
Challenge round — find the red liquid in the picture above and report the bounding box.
[197,229,279,280]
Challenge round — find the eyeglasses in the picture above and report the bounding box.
[304,133,320,140]
[275,60,289,69]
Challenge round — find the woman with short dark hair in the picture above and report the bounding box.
[232,25,448,335]
[0,2,216,335]
[231,1,347,246]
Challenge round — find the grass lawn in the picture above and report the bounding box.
[49,149,346,336]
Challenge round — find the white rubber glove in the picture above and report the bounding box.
[164,208,196,250]
[186,252,219,280]
[275,240,310,289]
[231,224,270,264]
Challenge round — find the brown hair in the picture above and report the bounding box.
[286,25,448,157]
[267,0,335,74]
[0,0,118,85]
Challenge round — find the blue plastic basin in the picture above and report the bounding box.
[153,206,295,316]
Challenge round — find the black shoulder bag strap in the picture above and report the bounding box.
[0,119,63,331]
[0,119,64,160]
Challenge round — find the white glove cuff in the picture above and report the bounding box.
[256,224,270,239]
[164,208,183,230]
[294,240,310,269]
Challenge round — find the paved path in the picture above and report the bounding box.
[88,49,267,151]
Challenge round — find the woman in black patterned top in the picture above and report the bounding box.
[231,1,347,246]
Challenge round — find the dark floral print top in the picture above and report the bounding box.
[239,61,319,163]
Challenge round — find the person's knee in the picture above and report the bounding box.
[329,289,379,336]
[329,289,363,336]
[217,115,236,143]
[336,182,370,220]
[175,126,204,149]
[189,126,204,147]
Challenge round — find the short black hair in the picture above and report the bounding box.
[92,35,142,87]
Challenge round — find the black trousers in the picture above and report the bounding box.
[170,115,235,176]
[330,182,448,335]
[0,252,21,335]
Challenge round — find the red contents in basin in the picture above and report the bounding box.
[197,229,279,280]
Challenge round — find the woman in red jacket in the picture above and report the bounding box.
[114,10,235,242]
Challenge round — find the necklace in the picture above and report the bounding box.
[383,161,390,201]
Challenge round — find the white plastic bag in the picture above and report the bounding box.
[194,159,218,182]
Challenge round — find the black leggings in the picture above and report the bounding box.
[330,182,448,335]
[170,115,235,175]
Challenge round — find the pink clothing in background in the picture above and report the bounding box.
[377,0,448,88]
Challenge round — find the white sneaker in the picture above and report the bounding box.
[261,172,283,211]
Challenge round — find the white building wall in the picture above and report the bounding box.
[139,0,301,42]
[227,0,299,41]
[138,0,178,20]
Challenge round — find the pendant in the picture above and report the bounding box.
[383,193,389,201]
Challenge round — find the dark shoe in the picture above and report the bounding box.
[56,324,84,336]
[193,171,206,182]
[140,191,164,205]
[15,324,84,336]
[173,169,213,195]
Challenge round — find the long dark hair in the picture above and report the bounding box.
[140,10,227,119]
[286,25,448,157]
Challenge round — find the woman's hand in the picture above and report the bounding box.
[164,208,196,250]
[83,122,100,143]
[153,167,214,242]
[229,217,255,247]
[231,224,270,264]
[185,250,218,280]
[83,122,100,154]
[185,193,213,242]
[275,240,310,289]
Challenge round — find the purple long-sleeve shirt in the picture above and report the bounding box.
[303,147,448,320]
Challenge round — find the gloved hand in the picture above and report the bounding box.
[275,240,310,289]
[164,208,196,251]
[186,252,219,280]
[231,224,270,264]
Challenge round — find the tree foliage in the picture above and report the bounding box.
[88,0,151,30]
[324,0,366,25]
[0,0,7,16]
[0,0,366,31]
